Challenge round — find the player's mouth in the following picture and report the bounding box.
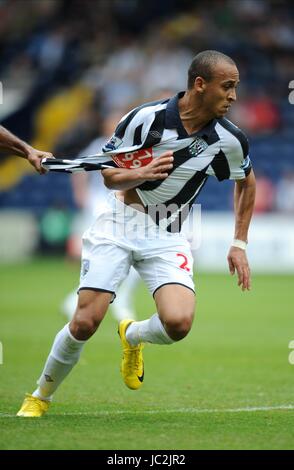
[218,104,231,116]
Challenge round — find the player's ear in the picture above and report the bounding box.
[194,76,206,94]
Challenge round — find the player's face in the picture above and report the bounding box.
[202,62,240,118]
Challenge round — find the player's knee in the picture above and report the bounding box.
[70,314,98,340]
[70,303,102,340]
[164,311,194,341]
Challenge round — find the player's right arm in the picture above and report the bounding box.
[102,152,173,190]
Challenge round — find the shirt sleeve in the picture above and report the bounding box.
[206,124,253,181]
[224,128,252,180]
[102,104,164,154]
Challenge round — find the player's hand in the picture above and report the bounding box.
[139,151,173,181]
[26,148,54,175]
[227,246,251,291]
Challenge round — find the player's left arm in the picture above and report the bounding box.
[227,169,256,291]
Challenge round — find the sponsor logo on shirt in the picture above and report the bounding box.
[112,148,153,169]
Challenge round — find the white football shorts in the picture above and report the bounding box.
[78,193,195,301]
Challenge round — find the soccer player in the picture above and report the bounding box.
[17,50,256,417]
[0,125,52,173]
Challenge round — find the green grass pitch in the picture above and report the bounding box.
[0,258,294,450]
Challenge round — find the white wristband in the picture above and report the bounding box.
[232,239,247,250]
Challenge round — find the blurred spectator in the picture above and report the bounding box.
[97,36,145,111]
[275,171,294,214]
[39,203,73,254]
[141,36,192,98]
[254,172,275,213]
[229,92,281,135]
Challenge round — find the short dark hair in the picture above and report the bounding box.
[187,50,236,89]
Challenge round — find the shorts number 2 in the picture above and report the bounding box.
[176,253,190,272]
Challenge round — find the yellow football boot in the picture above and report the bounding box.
[118,319,144,390]
[17,393,50,417]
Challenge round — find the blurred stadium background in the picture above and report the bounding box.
[0,0,294,450]
[0,0,293,267]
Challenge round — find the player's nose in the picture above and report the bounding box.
[228,89,237,102]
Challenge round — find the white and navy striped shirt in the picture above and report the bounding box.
[102,92,252,232]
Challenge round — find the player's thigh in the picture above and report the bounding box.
[76,289,113,322]
[135,239,195,306]
[135,236,195,319]
[79,237,132,300]
[70,290,113,339]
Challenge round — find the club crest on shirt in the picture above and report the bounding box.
[81,259,90,278]
[189,137,208,157]
[103,135,123,151]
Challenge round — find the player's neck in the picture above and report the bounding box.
[179,90,214,135]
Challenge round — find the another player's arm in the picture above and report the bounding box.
[227,170,256,291]
[102,152,173,190]
[0,125,53,174]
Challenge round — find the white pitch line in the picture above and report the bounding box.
[1,404,294,418]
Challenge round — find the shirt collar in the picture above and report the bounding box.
[165,91,217,139]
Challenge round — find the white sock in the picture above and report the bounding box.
[111,267,139,321]
[32,323,86,401]
[126,313,174,346]
[61,289,78,321]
